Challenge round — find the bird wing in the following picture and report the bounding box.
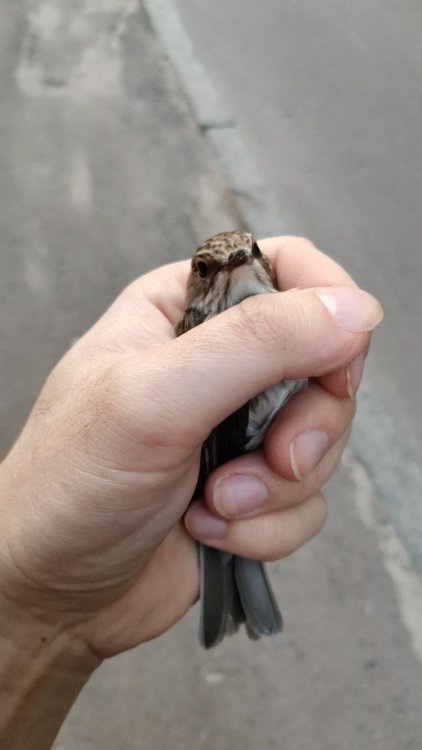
[175,306,209,336]
[193,403,249,498]
[194,404,250,648]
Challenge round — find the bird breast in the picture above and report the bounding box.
[245,378,308,451]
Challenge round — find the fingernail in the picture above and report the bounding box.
[346,351,367,399]
[186,505,228,539]
[213,474,269,518]
[289,430,329,481]
[315,288,383,332]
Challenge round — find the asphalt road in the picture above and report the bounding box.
[174,0,422,453]
[0,3,421,750]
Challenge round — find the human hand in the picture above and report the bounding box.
[0,237,382,658]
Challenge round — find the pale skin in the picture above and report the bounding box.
[0,237,383,748]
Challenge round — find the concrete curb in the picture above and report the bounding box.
[143,0,286,238]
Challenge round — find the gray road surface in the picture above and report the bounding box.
[0,3,421,750]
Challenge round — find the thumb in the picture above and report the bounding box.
[131,287,383,446]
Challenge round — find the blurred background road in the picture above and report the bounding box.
[0,2,421,749]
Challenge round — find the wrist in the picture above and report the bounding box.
[0,592,101,749]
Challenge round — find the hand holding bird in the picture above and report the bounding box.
[0,236,382,660]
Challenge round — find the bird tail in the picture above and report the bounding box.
[199,545,283,649]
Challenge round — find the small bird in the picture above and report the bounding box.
[176,231,307,648]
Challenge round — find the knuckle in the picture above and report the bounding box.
[91,356,156,433]
[300,492,328,539]
[259,515,291,562]
[313,493,329,534]
[347,396,357,422]
[261,493,328,562]
[235,294,289,351]
[93,354,186,452]
[326,394,356,438]
[284,235,317,253]
[88,358,132,426]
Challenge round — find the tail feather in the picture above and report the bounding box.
[199,546,282,648]
[199,545,240,649]
[234,556,283,637]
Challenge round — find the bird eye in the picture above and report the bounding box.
[252,241,262,258]
[196,261,208,278]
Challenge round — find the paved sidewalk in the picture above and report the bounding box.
[0,3,421,750]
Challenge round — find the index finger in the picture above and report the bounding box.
[260,236,357,291]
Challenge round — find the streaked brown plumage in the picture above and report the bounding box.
[177,231,307,648]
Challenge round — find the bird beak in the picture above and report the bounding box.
[225,249,248,270]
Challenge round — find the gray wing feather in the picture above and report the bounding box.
[199,546,245,649]
[234,557,283,637]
